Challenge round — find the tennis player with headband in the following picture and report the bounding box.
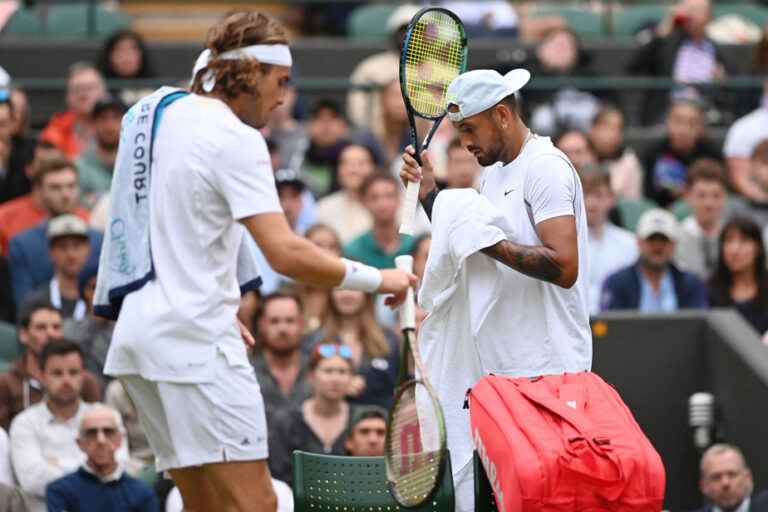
[400,69,592,511]
[104,13,414,512]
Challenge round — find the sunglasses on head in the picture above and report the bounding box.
[82,426,119,440]
[317,343,352,360]
[0,89,9,103]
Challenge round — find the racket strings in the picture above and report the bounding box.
[405,11,464,118]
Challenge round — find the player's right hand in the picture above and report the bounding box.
[400,146,437,201]
[379,269,418,308]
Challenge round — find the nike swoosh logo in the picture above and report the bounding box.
[504,189,514,196]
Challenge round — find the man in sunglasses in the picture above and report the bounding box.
[46,404,157,512]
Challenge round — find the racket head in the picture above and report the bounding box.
[399,7,468,122]
[385,378,448,507]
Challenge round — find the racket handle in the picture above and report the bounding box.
[399,180,421,236]
[394,255,416,330]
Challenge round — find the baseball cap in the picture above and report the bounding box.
[636,209,679,241]
[274,168,306,192]
[47,214,89,244]
[446,68,531,123]
[91,95,127,118]
[387,4,421,33]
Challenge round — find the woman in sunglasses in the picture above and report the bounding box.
[267,342,362,484]
[305,287,400,409]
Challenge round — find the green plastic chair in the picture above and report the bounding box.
[617,197,659,233]
[531,6,605,40]
[474,451,499,512]
[44,3,131,38]
[292,450,455,511]
[347,4,397,40]
[3,7,43,36]
[612,5,667,37]
[0,322,19,373]
[713,4,768,29]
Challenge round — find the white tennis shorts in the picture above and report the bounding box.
[119,352,269,472]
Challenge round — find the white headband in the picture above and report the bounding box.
[191,44,292,92]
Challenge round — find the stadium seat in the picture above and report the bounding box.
[474,451,498,512]
[612,5,667,37]
[2,7,42,36]
[44,3,131,38]
[531,6,606,40]
[617,197,659,232]
[291,450,455,511]
[0,321,19,372]
[347,4,397,40]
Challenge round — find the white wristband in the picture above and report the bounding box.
[339,258,382,293]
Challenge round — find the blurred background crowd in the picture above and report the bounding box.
[1,0,768,511]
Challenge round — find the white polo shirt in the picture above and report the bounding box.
[475,135,592,377]
[106,94,282,382]
[723,105,768,159]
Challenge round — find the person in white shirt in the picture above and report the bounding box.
[581,168,638,314]
[9,340,126,512]
[400,68,592,512]
[104,12,414,512]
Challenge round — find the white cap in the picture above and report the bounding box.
[636,208,679,241]
[446,68,531,122]
[387,4,421,33]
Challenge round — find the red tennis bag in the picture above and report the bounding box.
[468,372,665,512]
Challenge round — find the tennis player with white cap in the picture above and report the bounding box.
[102,12,414,512]
[400,68,592,511]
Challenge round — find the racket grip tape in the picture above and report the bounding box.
[394,255,416,330]
[399,181,421,236]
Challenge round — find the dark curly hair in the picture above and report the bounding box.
[190,11,289,100]
[97,29,156,79]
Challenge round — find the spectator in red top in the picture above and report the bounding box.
[0,152,89,257]
[40,64,106,159]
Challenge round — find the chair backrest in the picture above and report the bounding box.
[45,3,131,38]
[612,5,667,37]
[0,322,20,371]
[473,451,499,512]
[3,7,43,36]
[292,450,454,511]
[347,4,397,40]
[531,6,606,40]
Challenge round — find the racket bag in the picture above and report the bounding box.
[467,372,665,512]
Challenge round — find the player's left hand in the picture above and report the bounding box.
[380,269,418,308]
[239,319,256,348]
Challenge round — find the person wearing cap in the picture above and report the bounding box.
[75,95,126,208]
[400,68,593,511]
[20,215,90,321]
[601,208,708,311]
[344,406,387,457]
[98,12,414,512]
[640,90,722,208]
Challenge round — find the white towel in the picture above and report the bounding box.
[94,87,261,320]
[417,188,513,512]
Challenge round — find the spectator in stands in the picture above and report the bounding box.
[96,29,156,106]
[9,340,119,512]
[9,88,28,140]
[76,95,125,208]
[0,88,34,204]
[104,380,151,478]
[345,173,414,269]
[708,217,768,335]
[275,168,315,235]
[316,144,377,244]
[740,140,768,230]
[264,86,305,172]
[252,292,312,416]
[411,234,431,287]
[347,5,415,134]
[675,160,728,281]
[267,342,359,484]
[345,406,387,457]
[23,215,90,320]
[63,265,113,380]
[46,404,156,512]
[306,288,399,409]
[444,137,482,189]
[554,130,598,173]
[583,169,638,315]
[588,106,644,200]
[601,208,708,311]
[9,203,102,309]
[0,301,101,430]
[723,79,768,201]
[374,79,410,168]
[641,94,722,208]
[0,143,71,257]
[40,63,106,159]
[295,224,343,332]
[301,98,350,197]
[626,0,729,125]
[694,444,768,512]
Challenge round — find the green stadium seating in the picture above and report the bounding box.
[0,322,20,372]
[291,450,454,511]
[347,4,397,40]
[44,3,131,39]
[3,7,42,36]
[612,5,667,37]
[531,6,606,40]
[617,197,659,232]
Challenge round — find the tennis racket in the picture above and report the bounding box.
[398,7,468,236]
[385,255,447,507]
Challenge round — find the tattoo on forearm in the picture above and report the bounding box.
[481,240,563,284]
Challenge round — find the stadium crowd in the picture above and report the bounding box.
[0,0,768,510]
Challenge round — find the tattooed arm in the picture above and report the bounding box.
[480,215,579,288]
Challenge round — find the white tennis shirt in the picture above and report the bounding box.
[105,94,282,382]
[475,134,592,377]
